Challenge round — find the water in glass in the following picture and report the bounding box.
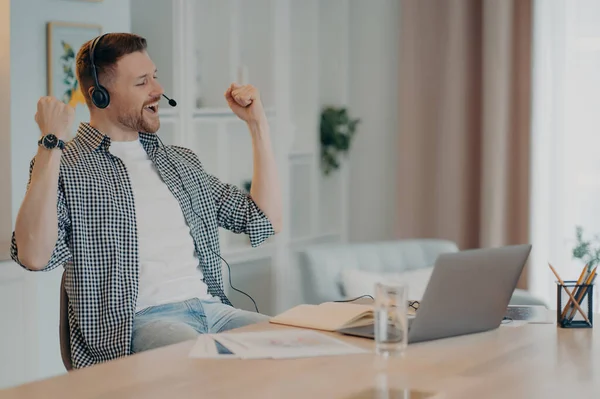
[374,281,408,357]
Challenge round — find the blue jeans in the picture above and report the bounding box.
[130,296,270,354]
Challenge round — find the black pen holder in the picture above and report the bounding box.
[556,280,594,328]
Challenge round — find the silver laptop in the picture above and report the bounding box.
[337,244,532,344]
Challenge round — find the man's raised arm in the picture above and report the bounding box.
[13,97,73,271]
[225,83,282,233]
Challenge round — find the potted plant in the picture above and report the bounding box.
[319,106,360,175]
[242,180,252,194]
[572,225,600,267]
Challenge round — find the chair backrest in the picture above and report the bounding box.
[59,271,73,371]
[299,239,459,304]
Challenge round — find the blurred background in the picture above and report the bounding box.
[1,0,599,390]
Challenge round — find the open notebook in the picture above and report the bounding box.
[269,301,417,332]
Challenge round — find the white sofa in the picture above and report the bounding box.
[299,239,547,307]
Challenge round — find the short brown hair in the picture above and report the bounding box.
[76,32,147,106]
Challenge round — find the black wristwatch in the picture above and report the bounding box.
[38,133,65,150]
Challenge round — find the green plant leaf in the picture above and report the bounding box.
[571,225,600,268]
[62,89,71,103]
[320,106,360,175]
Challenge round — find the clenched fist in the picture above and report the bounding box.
[224,83,266,125]
[35,96,74,140]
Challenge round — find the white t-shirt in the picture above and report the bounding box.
[108,138,211,312]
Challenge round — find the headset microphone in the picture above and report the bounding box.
[162,94,177,107]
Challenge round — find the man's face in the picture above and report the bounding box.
[105,50,163,133]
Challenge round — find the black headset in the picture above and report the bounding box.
[88,33,177,109]
[89,33,111,109]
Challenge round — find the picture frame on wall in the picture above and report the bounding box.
[47,21,102,137]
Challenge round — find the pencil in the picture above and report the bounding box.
[566,265,597,321]
[548,263,592,326]
[560,263,588,319]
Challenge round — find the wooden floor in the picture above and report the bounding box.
[1,316,599,399]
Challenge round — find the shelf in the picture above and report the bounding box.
[221,241,276,263]
[193,107,276,119]
[224,119,253,186]
[239,0,275,108]
[224,231,276,252]
[128,0,351,315]
[289,151,315,162]
[289,232,342,249]
[222,256,275,315]
[191,0,232,109]
[156,120,178,146]
[193,107,234,117]
[131,0,177,101]
[190,0,275,110]
[191,120,221,177]
[158,108,178,117]
[318,167,343,235]
[318,0,349,106]
[290,162,313,240]
[290,0,319,154]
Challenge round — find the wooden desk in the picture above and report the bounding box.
[1,315,599,399]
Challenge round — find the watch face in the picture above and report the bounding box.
[43,134,58,149]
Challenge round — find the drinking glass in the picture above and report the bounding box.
[374,281,408,357]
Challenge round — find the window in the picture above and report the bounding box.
[529,0,600,309]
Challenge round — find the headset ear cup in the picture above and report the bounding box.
[91,85,110,109]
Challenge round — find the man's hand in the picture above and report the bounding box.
[224,83,266,126]
[223,83,282,233]
[35,96,74,139]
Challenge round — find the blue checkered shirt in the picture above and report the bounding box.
[11,122,275,369]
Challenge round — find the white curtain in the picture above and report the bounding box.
[529,0,600,309]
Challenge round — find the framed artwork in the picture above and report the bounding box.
[46,21,102,138]
[47,21,102,107]
[47,21,102,138]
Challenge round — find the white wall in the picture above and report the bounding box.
[348,0,400,242]
[0,0,131,389]
[0,0,10,260]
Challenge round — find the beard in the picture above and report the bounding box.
[117,101,161,134]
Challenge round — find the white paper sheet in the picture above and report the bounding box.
[500,320,529,328]
[189,334,238,359]
[189,330,368,360]
[211,329,369,359]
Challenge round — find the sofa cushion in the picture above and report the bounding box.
[341,267,434,301]
[300,239,460,304]
[340,268,548,308]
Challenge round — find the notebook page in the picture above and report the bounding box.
[269,302,373,331]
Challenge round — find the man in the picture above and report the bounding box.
[11,32,282,369]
